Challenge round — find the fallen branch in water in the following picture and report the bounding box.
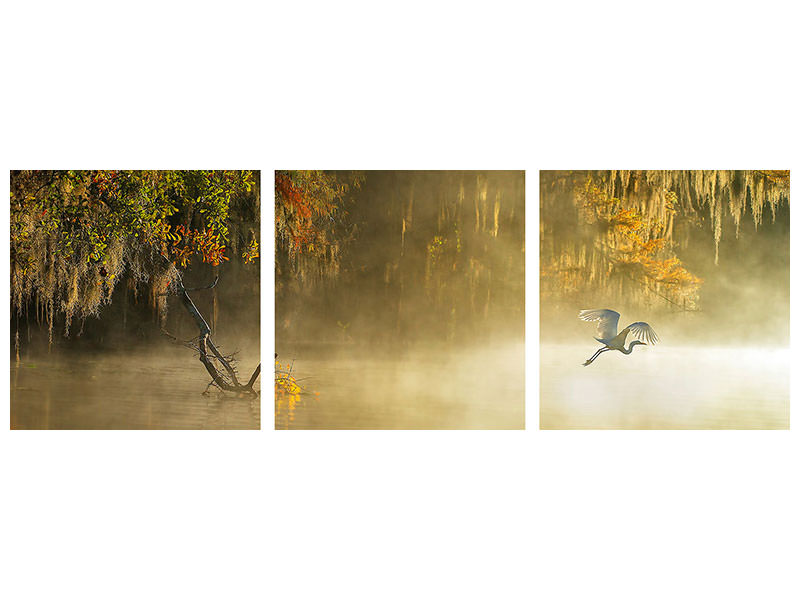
[164,267,260,396]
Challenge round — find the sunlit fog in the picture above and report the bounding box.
[275,170,525,429]
[540,170,789,429]
[10,170,261,429]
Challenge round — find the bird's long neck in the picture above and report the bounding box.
[621,342,642,355]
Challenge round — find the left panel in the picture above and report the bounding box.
[10,170,261,429]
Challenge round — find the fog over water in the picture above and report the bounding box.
[540,171,789,430]
[276,171,525,429]
[11,347,261,430]
[10,262,260,430]
[9,170,261,430]
[541,345,788,429]
[276,343,523,430]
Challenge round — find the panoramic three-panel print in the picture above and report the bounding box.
[275,171,525,429]
[540,170,790,429]
[8,170,791,431]
[10,170,261,429]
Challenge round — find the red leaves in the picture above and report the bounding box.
[91,170,121,197]
[168,224,227,266]
[275,172,339,255]
[276,174,313,220]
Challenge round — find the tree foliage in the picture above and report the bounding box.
[275,170,363,258]
[10,170,259,342]
[577,179,702,297]
[540,170,789,313]
[276,171,525,347]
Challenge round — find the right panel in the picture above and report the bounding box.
[540,170,789,429]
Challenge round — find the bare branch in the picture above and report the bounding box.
[169,275,260,396]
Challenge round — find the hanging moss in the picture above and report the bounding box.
[276,171,525,345]
[10,170,258,346]
[540,170,789,312]
[600,170,788,261]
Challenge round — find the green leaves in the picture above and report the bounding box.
[10,170,258,334]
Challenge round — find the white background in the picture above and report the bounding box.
[1,1,798,599]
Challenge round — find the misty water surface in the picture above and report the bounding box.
[276,171,525,429]
[276,343,524,429]
[540,344,788,429]
[11,350,260,430]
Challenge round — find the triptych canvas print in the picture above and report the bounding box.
[9,169,790,430]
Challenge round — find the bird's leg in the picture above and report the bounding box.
[583,347,610,366]
[583,350,601,366]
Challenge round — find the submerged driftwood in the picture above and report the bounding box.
[165,271,260,395]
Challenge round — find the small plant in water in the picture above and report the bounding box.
[275,358,302,396]
[274,356,320,428]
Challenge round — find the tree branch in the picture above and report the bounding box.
[171,272,260,395]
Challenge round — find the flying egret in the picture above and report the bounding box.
[578,309,659,366]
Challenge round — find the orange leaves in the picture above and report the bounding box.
[578,179,617,224]
[568,175,703,305]
[91,170,120,197]
[275,171,356,262]
[276,173,314,251]
[165,224,228,267]
[634,237,666,255]
[641,256,703,287]
[276,173,325,253]
[276,174,304,210]
[609,208,642,230]
[242,238,259,264]
[174,247,193,268]
[195,227,227,265]
[757,170,790,186]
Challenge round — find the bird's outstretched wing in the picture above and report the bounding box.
[578,309,620,341]
[626,322,660,345]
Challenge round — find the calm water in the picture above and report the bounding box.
[11,351,261,430]
[275,343,524,429]
[540,344,789,429]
